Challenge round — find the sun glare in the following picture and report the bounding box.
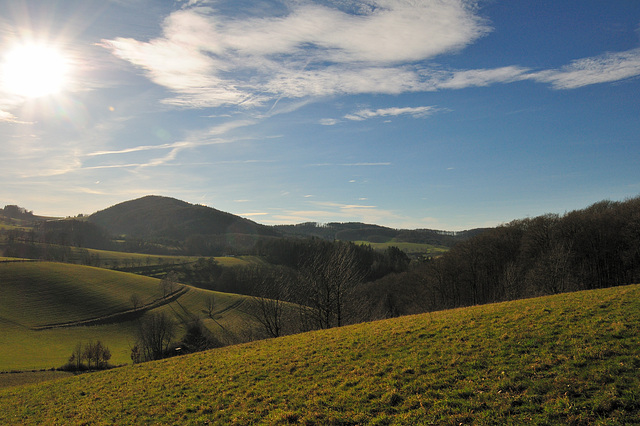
[1,44,70,98]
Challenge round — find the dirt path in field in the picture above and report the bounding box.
[213,298,246,317]
[32,286,190,330]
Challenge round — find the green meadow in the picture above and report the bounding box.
[355,240,449,256]
[60,246,254,268]
[0,371,73,390]
[0,261,264,371]
[1,284,638,424]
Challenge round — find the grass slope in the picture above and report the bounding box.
[0,371,73,390]
[0,261,262,371]
[1,284,639,424]
[0,262,162,328]
[69,247,254,268]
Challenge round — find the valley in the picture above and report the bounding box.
[1,195,639,423]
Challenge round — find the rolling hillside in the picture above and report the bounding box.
[1,284,638,424]
[0,261,162,328]
[88,195,279,241]
[0,260,267,371]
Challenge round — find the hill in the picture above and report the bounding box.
[0,260,268,371]
[88,195,280,242]
[4,197,481,258]
[1,284,638,424]
[274,221,487,246]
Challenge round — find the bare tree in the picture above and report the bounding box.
[245,267,292,338]
[302,242,364,329]
[84,341,111,369]
[160,271,180,298]
[135,312,176,361]
[130,293,142,311]
[69,342,84,370]
[67,341,111,370]
[205,295,216,319]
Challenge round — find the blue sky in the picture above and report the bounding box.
[1,0,639,230]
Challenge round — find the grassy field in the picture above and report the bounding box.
[0,262,163,328]
[0,371,74,390]
[0,217,29,231]
[0,261,266,371]
[0,284,638,424]
[354,240,449,256]
[54,246,254,268]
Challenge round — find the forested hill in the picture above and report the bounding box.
[88,195,280,241]
[274,222,489,246]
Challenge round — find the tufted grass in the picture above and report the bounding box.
[1,284,638,424]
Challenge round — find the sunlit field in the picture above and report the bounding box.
[0,261,264,371]
[1,284,638,424]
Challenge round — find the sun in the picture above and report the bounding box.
[1,43,70,98]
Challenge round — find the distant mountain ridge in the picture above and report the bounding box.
[6,195,485,249]
[274,222,488,246]
[88,195,279,241]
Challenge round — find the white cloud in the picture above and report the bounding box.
[197,1,488,64]
[529,48,640,89]
[264,65,430,97]
[101,1,640,112]
[344,106,438,121]
[433,66,530,89]
[342,162,391,166]
[263,200,406,225]
[102,34,258,108]
[319,118,339,126]
[0,109,17,122]
[426,49,640,91]
[102,1,489,107]
[310,162,391,167]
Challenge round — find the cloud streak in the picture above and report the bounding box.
[432,66,531,89]
[83,118,258,170]
[528,48,640,89]
[264,200,410,227]
[310,162,391,167]
[344,106,439,121]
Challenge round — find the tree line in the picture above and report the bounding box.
[355,197,640,320]
[63,341,112,371]
[168,197,640,340]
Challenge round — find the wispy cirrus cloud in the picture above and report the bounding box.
[344,106,439,121]
[310,162,391,167]
[240,212,269,217]
[528,48,640,89]
[432,66,531,89]
[263,200,407,226]
[83,119,257,169]
[319,118,339,126]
